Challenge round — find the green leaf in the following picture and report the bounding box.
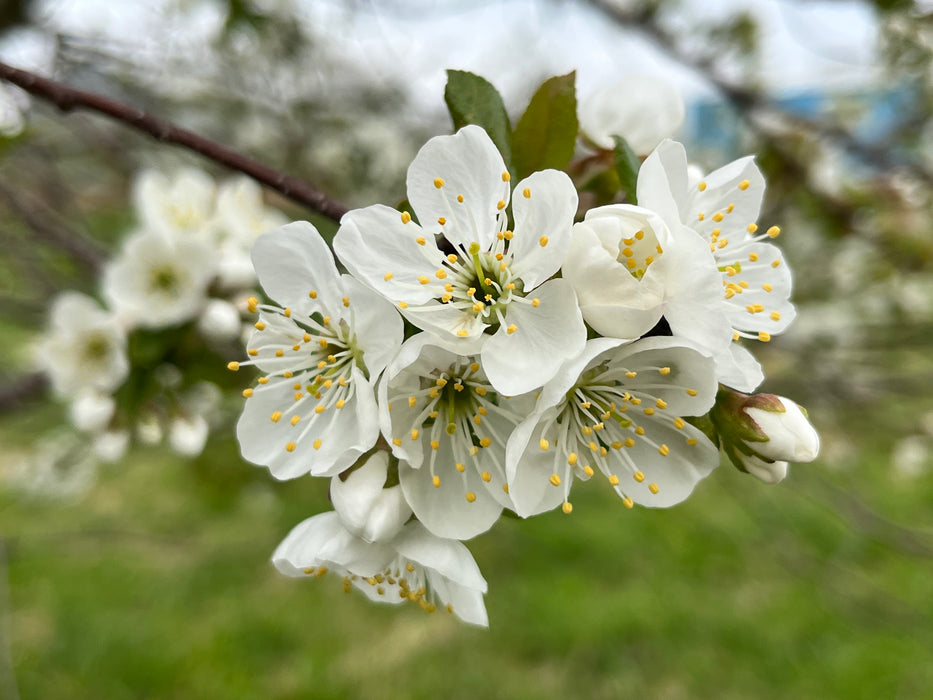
[511,72,578,180]
[613,135,641,205]
[444,70,512,168]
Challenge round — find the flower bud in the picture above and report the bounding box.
[197,299,242,342]
[330,451,412,544]
[745,396,820,463]
[69,390,115,433]
[168,415,209,457]
[712,388,819,484]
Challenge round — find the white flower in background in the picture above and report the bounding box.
[213,177,290,290]
[506,337,720,517]
[68,390,116,433]
[579,75,685,154]
[92,429,130,463]
[637,140,797,390]
[136,413,163,445]
[563,203,732,356]
[335,125,585,396]
[168,414,210,457]
[133,167,217,239]
[273,512,488,626]
[103,228,216,329]
[38,292,129,397]
[3,432,98,500]
[0,83,27,137]
[379,335,530,540]
[330,451,412,544]
[891,436,929,479]
[235,222,403,480]
[197,298,243,342]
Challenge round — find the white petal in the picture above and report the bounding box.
[686,156,765,240]
[505,411,569,517]
[334,204,447,308]
[406,125,507,252]
[252,221,343,313]
[237,366,379,479]
[271,511,346,577]
[715,343,764,392]
[394,521,488,592]
[481,279,586,396]
[399,451,502,541]
[339,274,404,379]
[622,422,719,508]
[612,336,719,415]
[636,139,690,230]
[508,170,578,287]
[330,451,412,543]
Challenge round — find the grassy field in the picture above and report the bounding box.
[2,393,933,700]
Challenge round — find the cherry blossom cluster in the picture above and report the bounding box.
[32,168,287,487]
[234,125,819,626]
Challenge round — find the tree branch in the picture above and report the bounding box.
[0,61,350,222]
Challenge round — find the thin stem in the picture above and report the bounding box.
[0,61,350,222]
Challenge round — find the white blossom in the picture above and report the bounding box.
[235,222,403,479]
[745,396,819,463]
[38,292,129,397]
[335,125,585,396]
[579,75,685,154]
[506,337,720,517]
[637,140,797,390]
[103,228,216,329]
[379,334,530,540]
[273,511,488,626]
[330,451,412,544]
[168,415,210,457]
[68,390,115,433]
[133,167,217,239]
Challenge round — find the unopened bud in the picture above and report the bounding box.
[712,388,819,484]
[330,451,411,544]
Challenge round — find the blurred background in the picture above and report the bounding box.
[1,0,932,697]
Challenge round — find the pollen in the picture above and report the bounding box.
[771,311,781,321]
[649,483,660,494]
[501,171,510,182]
[507,324,518,334]
[623,497,634,509]
[309,290,318,299]
[659,444,670,456]
[625,371,637,378]
[456,462,466,472]
[608,475,620,486]
[479,437,492,448]
[435,269,447,279]
[532,298,540,307]
[457,194,464,203]
[767,226,780,238]
[313,439,322,450]
[674,417,686,429]
[549,473,562,486]
[286,442,296,452]
[290,415,301,426]
[418,275,430,285]
[633,470,645,482]
[227,361,239,371]
[686,388,698,396]
[523,188,531,198]
[540,439,549,451]
[242,388,253,398]
[457,330,469,337]
[336,399,345,409]
[432,475,441,488]
[713,212,724,222]
[698,181,707,191]
[438,217,447,225]
[771,259,781,268]
[465,491,477,503]
[481,471,491,482]
[762,283,773,292]
[568,453,578,466]
[434,177,445,188]
[497,200,506,210]
[747,223,758,234]
[539,236,548,247]
[392,438,402,446]
[411,429,419,440]
[659,367,671,375]
[759,332,771,342]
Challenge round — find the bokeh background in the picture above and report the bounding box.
[1,0,932,697]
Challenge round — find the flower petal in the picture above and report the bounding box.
[339,274,404,379]
[252,221,343,313]
[406,125,508,252]
[393,521,488,593]
[508,170,578,288]
[481,278,586,396]
[715,343,764,392]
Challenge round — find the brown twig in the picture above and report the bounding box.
[0,61,350,222]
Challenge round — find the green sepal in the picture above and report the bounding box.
[612,135,641,205]
[511,71,578,180]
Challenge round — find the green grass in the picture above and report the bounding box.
[2,405,933,700]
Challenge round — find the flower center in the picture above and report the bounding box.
[616,228,662,279]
